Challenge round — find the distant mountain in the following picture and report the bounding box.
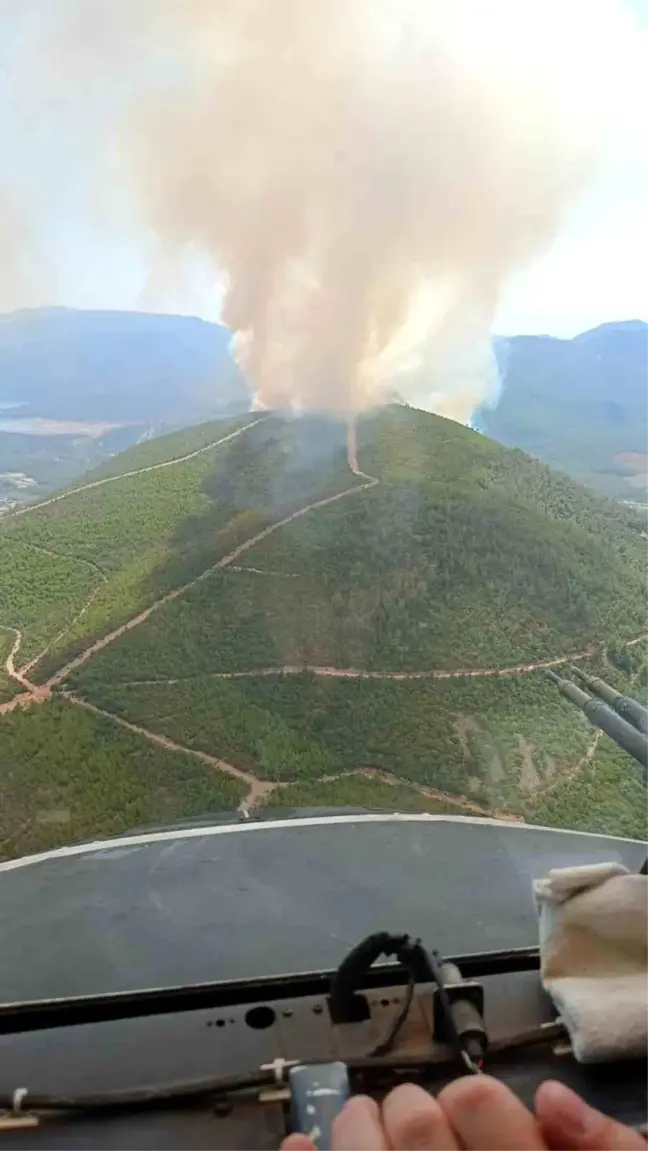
[0,307,248,422]
[1,407,646,857]
[0,308,250,504]
[476,320,648,501]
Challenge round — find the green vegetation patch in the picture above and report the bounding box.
[0,540,99,662]
[0,699,245,861]
[263,774,468,814]
[70,671,589,801]
[75,414,256,482]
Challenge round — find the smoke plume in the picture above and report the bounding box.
[2,0,640,420]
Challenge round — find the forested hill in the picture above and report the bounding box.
[1,406,646,858]
[476,320,648,499]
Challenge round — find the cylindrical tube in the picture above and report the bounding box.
[438,963,488,1063]
[289,1062,350,1151]
[571,666,648,735]
[547,672,648,771]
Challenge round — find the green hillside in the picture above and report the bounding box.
[1,406,645,858]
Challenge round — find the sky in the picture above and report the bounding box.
[0,0,646,340]
[500,0,648,334]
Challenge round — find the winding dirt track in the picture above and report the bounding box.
[62,691,275,813]
[0,626,24,683]
[11,419,267,517]
[123,646,600,684]
[317,766,521,822]
[41,471,377,692]
[2,417,647,820]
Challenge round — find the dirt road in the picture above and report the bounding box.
[172,646,602,682]
[1,626,22,680]
[318,766,522,822]
[0,626,50,715]
[11,419,266,518]
[63,691,279,814]
[42,472,377,691]
[2,420,646,824]
[61,693,519,821]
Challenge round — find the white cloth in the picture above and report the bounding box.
[534,862,648,1063]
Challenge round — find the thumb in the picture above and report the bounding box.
[535,1081,646,1150]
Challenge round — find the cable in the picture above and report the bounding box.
[329,933,487,1069]
[0,1023,569,1117]
[369,971,416,1058]
[0,1071,271,1113]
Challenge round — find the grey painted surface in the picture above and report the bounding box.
[0,816,644,1003]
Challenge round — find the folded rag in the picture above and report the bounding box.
[534,861,647,1063]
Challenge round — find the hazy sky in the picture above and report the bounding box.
[500,0,647,335]
[0,0,645,339]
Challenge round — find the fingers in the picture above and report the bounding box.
[437,1074,547,1150]
[280,1136,317,1151]
[382,1082,461,1149]
[290,1087,459,1151]
[282,1097,387,1151]
[535,1080,647,1151]
[283,1077,646,1151]
[332,1095,389,1151]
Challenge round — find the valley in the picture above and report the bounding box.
[0,308,249,506]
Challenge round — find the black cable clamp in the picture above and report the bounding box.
[329,932,488,1071]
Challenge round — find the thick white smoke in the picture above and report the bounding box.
[117,0,633,420]
[0,0,642,421]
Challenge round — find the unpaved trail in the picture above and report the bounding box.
[2,406,646,831]
[152,645,599,683]
[0,543,109,683]
[43,472,377,691]
[580,730,603,772]
[1,625,23,680]
[2,416,264,686]
[317,766,523,822]
[62,691,278,813]
[0,626,49,716]
[20,584,106,677]
[346,420,376,481]
[10,419,265,519]
[227,565,301,578]
[0,626,43,695]
[17,551,109,677]
[61,692,523,823]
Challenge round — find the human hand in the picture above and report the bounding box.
[281,1075,646,1150]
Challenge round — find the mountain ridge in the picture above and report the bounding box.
[478,319,647,499]
[0,307,251,505]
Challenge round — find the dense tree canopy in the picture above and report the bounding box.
[1,407,645,857]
